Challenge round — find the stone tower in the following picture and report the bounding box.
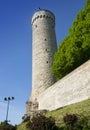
[26,9,57,115]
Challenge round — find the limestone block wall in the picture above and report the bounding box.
[37,60,90,110]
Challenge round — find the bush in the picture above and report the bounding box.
[0,121,16,130]
[63,114,78,130]
[77,115,90,130]
[63,114,90,130]
[26,114,58,130]
[22,115,30,122]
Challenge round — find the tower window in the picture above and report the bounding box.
[46,61,48,63]
[34,18,36,21]
[44,38,47,41]
[35,25,37,28]
[43,15,45,18]
[40,15,42,18]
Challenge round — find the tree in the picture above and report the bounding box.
[52,0,90,80]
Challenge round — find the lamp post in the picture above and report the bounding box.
[4,96,14,122]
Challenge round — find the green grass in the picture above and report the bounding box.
[17,98,90,130]
[17,122,29,130]
[46,99,90,127]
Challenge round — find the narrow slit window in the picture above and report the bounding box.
[35,25,37,28]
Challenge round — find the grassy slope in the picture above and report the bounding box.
[46,98,90,127]
[17,122,29,130]
[17,98,90,130]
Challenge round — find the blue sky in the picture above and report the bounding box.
[0,0,86,125]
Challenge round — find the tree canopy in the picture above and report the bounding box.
[52,0,90,80]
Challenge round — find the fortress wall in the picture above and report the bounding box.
[37,60,90,110]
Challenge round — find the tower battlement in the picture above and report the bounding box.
[31,9,55,25]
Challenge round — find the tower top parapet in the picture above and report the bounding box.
[31,9,55,24]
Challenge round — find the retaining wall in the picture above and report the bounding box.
[38,60,90,110]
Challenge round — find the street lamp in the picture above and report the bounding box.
[4,96,14,122]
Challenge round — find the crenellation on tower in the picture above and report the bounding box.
[31,10,55,25]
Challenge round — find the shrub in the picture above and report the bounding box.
[22,115,30,122]
[63,114,78,130]
[77,115,90,130]
[0,121,16,130]
[26,114,58,130]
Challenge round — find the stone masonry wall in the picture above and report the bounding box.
[30,10,57,102]
[37,60,90,110]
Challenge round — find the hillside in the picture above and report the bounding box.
[46,98,90,128]
[17,98,90,130]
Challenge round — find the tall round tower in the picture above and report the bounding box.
[30,9,57,102]
[25,10,57,115]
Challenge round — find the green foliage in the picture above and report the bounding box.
[0,121,16,130]
[52,0,90,80]
[63,114,78,130]
[63,114,90,130]
[17,99,90,130]
[17,122,29,130]
[46,99,90,128]
[22,116,30,123]
[78,115,90,130]
[26,114,58,130]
